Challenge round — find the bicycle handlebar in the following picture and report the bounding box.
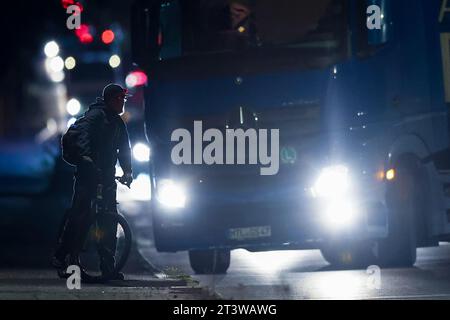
[115,176,131,189]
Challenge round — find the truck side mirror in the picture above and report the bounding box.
[131,0,161,70]
[366,0,392,45]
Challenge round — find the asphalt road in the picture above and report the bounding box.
[4,176,450,300]
[122,199,450,300]
[0,185,214,300]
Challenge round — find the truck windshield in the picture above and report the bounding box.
[159,0,349,59]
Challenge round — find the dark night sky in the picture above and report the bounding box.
[0,2,66,137]
[1,2,65,73]
[0,1,132,77]
[0,1,133,137]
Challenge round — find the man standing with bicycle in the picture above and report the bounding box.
[53,84,133,280]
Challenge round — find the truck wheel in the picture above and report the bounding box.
[376,164,418,267]
[320,240,377,268]
[188,249,230,274]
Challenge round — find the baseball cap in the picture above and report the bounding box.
[102,83,132,101]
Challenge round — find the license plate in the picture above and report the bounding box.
[228,226,271,241]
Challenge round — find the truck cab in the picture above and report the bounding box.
[132,0,450,274]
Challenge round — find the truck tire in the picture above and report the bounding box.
[376,163,418,267]
[189,249,230,274]
[321,161,420,269]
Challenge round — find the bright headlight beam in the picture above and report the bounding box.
[324,200,357,229]
[312,165,358,230]
[313,165,350,198]
[157,179,186,209]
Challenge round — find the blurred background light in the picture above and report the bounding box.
[61,0,75,9]
[46,56,65,73]
[126,71,147,88]
[61,0,84,12]
[74,1,84,13]
[44,41,59,58]
[109,55,121,68]
[79,33,94,44]
[125,73,138,88]
[64,56,76,70]
[101,30,115,44]
[46,118,58,134]
[74,24,89,38]
[75,24,94,44]
[67,117,77,128]
[49,71,65,83]
[66,98,81,116]
[132,143,150,162]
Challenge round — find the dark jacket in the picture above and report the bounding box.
[77,99,132,182]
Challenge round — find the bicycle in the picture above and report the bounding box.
[58,176,133,283]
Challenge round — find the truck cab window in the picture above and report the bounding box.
[158,0,350,67]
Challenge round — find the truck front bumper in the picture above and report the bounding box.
[152,196,389,252]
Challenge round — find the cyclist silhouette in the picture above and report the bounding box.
[53,84,133,280]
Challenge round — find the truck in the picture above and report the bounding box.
[131,0,450,274]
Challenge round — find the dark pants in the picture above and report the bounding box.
[56,171,118,272]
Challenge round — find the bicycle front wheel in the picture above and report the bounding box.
[77,212,132,283]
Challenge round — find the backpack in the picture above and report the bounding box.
[61,119,85,166]
[61,108,107,166]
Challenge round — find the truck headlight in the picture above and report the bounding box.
[323,199,357,229]
[156,179,186,209]
[312,165,359,229]
[312,165,351,198]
